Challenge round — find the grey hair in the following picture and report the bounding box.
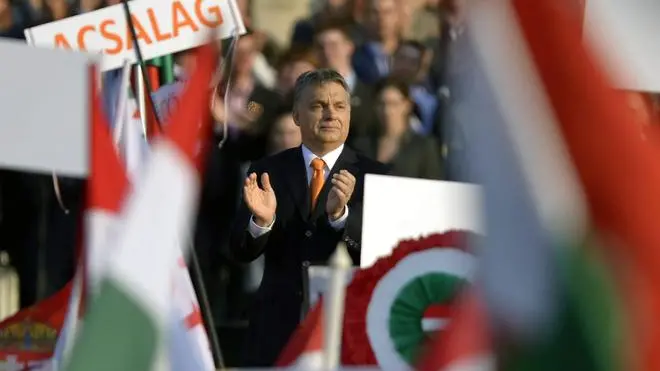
[292,69,350,107]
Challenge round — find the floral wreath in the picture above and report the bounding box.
[341,230,477,369]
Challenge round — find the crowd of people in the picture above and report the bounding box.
[0,0,463,364]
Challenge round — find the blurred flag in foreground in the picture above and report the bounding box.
[63,43,217,371]
[414,0,660,369]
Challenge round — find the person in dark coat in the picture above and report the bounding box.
[229,69,388,366]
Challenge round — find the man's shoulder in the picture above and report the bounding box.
[249,147,300,172]
[349,147,390,175]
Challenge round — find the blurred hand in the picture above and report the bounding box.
[210,89,226,123]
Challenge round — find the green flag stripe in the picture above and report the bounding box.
[566,243,625,371]
[500,241,624,371]
[65,280,159,371]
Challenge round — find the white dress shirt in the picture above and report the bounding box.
[248,144,349,238]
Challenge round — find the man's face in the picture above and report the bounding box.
[367,0,400,40]
[315,29,354,69]
[294,82,351,148]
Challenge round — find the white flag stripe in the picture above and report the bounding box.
[292,352,324,370]
[171,257,215,370]
[107,139,199,328]
[442,354,496,371]
[468,0,587,240]
[86,210,121,297]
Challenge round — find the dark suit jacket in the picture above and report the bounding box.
[229,145,388,366]
[352,131,444,180]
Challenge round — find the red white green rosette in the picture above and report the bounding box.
[342,231,476,368]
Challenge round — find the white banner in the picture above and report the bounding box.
[24,0,245,72]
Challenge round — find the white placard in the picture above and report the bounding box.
[361,175,483,268]
[24,0,245,72]
[583,0,660,92]
[0,38,95,176]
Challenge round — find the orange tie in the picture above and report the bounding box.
[310,158,326,211]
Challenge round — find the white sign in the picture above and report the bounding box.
[24,0,245,72]
[583,0,660,92]
[361,175,483,268]
[0,38,95,177]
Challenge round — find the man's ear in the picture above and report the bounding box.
[292,109,301,127]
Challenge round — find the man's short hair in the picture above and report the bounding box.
[293,69,350,107]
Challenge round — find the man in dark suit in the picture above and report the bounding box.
[230,69,388,366]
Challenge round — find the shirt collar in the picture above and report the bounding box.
[301,144,345,171]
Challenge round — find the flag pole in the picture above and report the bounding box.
[120,0,162,134]
[134,65,148,139]
[323,243,351,370]
[112,61,132,145]
[188,240,224,368]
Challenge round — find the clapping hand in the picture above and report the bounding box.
[326,170,356,221]
[244,172,277,227]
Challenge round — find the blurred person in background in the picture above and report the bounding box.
[352,0,403,84]
[213,29,281,162]
[432,0,469,181]
[391,40,437,134]
[428,0,467,93]
[406,0,442,43]
[27,0,74,24]
[273,46,319,99]
[0,0,31,38]
[352,78,443,179]
[235,0,279,87]
[291,0,365,47]
[314,20,378,143]
[267,109,302,155]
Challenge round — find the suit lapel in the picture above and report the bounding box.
[284,146,311,221]
[311,147,359,221]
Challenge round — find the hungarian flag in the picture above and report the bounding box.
[437,0,660,370]
[510,0,660,369]
[51,75,130,369]
[62,43,217,371]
